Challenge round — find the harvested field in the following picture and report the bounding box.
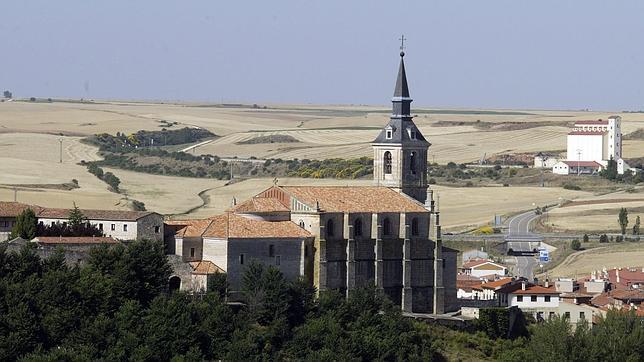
[548,243,644,278]
[102,168,229,215]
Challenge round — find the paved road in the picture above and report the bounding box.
[506,210,542,280]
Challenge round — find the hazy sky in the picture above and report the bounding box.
[2,1,644,110]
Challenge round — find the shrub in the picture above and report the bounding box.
[474,226,495,235]
[571,239,581,250]
[563,184,581,191]
[583,234,589,243]
[428,178,437,185]
[599,234,609,243]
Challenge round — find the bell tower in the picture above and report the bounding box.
[372,48,430,204]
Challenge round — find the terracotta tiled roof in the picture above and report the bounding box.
[176,219,216,238]
[568,131,607,136]
[0,202,42,217]
[606,268,644,289]
[281,186,428,213]
[610,289,644,301]
[462,259,505,270]
[189,260,224,275]
[33,236,118,244]
[203,214,312,239]
[562,161,603,168]
[574,120,609,125]
[512,284,560,295]
[230,197,289,214]
[479,277,514,290]
[37,207,155,221]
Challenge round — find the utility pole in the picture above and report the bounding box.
[13,187,17,202]
[229,161,233,180]
[576,149,582,176]
[59,138,63,163]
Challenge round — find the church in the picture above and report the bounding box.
[168,50,458,314]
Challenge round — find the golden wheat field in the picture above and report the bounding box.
[1,100,643,232]
[548,243,644,278]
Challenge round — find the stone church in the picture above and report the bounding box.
[168,50,458,313]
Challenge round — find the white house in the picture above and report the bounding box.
[461,259,508,278]
[554,116,631,175]
[37,208,164,241]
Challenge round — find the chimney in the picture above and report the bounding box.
[616,269,620,284]
[545,280,549,288]
[521,281,526,291]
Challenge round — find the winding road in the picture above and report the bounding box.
[505,210,544,281]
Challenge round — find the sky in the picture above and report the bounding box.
[1,1,644,110]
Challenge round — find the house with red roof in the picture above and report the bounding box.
[461,258,507,278]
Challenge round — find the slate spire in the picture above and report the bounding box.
[392,51,412,117]
[393,52,410,98]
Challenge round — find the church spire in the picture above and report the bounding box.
[393,52,410,99]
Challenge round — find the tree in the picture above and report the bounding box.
[633,216,640,236]
[602,156,618,180]
[3,90,11,99]
[583,234,589,243]
[68,203,86,228]
[571,239,581,251]
[599,234,609,243]
[10,208,37,240]
[618,208,629,236]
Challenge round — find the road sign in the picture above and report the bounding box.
[539,248,549,263]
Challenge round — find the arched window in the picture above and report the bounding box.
[411,218,419,236]
[384,151,392,174]
[326,219,334,237]
[353,218,362,238]
[410,152,417,175]
[382,218,392,236]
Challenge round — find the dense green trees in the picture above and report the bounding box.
[1,241,642,361]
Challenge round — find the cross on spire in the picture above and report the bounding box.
[399,34,406,55]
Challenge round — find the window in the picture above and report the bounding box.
[111,224,116,231]
[531,295,537,302]
[269,244,275,257]
[123,224,128,232]
[579,312,585,319]
[275,255,281,266]
[98,223,103,231]
[410,152,417,174]
[549,312,556,319]
[382,218,391,236]
[190,248,195,258]
[517,295,523,302]
[52,221,56,226]
[299,220,305,229]
[326,219,334,237]
[239,254,245,265]
[384,151,392,174]
[386,129,393,139]
[564,312,570,319]
[544,296,551,302]
[353,218,362,238]
[411,218,419,236]
[154,226,160,233]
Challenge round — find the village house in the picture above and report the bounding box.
[460,258,507,278]
[0,201,164,242]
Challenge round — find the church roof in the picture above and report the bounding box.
[229,197,290,214]
[175,214,311,239]
[280,186,428,213]
[203,214,311,239]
